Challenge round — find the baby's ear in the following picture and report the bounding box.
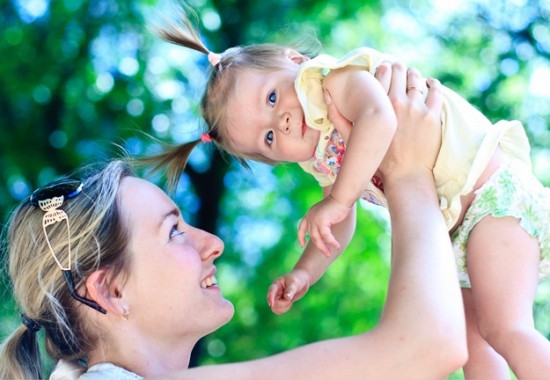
[285,49,309,64]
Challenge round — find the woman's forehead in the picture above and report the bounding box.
[119,177,177,226]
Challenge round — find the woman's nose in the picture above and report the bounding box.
[199,230,224,261]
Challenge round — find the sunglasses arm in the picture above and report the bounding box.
[62,270,107,314]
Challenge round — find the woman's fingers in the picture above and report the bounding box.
[425,78,443,110]
[374,61,392,93]
[406,68,425,98]
[387,61,408,99]
[378,65,444,180]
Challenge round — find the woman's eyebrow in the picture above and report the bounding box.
[158,208,181,230]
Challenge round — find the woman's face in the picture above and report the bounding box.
[118,177,234,344]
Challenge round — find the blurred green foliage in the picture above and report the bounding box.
[1,0,549,378]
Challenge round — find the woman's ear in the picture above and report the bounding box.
[85,269,127,317]
[285,49,309,64]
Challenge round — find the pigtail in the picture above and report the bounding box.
[150,2,210,56]
[143,4,221,192]
[137,139,201,193]
[0,325,43,379]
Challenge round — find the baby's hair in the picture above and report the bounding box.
[143,2,320,191]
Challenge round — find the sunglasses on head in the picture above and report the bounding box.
[29,179,83,207]
[30,178,107,314]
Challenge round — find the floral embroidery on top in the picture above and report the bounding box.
[311,129,345,180]
[309,129,385,206]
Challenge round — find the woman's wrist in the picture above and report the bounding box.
[383,168,438,205]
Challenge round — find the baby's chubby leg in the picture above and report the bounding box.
[461,288,509,378]
[467,215,550,378]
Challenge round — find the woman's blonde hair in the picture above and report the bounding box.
[0,160,134,379]
[141,2,320,191]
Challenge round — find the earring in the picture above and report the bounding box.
[121,305,130,320]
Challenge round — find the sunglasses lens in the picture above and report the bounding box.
[30,179,82,206]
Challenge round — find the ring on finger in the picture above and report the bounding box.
[407,86,424,95]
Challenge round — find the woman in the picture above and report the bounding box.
[0,64,467,379]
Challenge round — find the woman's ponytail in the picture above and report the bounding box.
[0,325,43,379]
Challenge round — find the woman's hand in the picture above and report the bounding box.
[325,63,443,185]
[376,63,443,183]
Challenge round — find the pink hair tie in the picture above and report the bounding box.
[200,132,212,143]
[208,52,222,66]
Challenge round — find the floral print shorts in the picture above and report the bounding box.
[451,160,550,288]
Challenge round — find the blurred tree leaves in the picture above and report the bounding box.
[1,0,549,378]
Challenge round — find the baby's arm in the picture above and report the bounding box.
[298,67,396,255]
[268,186,356,314]
[326,66,397,206]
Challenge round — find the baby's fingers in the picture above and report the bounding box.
[270,299,293,315]
[284,282,300,301]
[266,282,283,308]
[309,229,332,257]
[319,225,340,252]
[297,217,308,248]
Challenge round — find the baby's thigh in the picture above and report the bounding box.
[467,215,540,322]
[452,161,550,288]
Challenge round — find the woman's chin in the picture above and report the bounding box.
[218,299,235,325]
[206,300,235,335]
[223,299,235,325]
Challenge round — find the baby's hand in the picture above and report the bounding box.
[298,196,352,257]
[267,269,311,315]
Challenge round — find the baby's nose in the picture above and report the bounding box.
[279,113,291,133]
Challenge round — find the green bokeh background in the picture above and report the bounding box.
[1,0,549,378]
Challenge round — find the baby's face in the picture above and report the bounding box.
[224,65,320,164]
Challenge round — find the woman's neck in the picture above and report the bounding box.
[87,328,197,377]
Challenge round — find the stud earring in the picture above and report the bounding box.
[121,305,130,320]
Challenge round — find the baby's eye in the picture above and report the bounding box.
[169,224,185,240]
[268,91,277,107]
[265,131,274,146]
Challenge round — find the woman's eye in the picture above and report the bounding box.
[265,131,274,146]
[170,224,185,240]
[268,91,277,106]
